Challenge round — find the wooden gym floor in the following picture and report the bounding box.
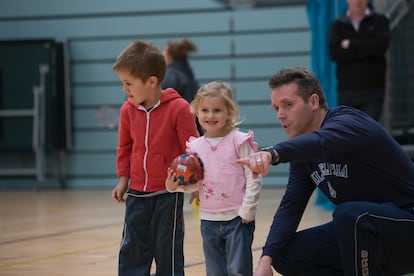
[0,187,332,275]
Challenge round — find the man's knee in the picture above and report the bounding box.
[271,255,292,275]
[333,202,380,235]
[334,201,370,221]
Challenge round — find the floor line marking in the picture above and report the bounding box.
[0,242,118,269]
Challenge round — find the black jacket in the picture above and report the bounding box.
[329,5,389,91]
[162,60,199,104]
[162,60,203,135]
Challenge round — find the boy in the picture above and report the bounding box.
[111,41,199,275]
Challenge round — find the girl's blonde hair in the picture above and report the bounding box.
[191,81,240,131]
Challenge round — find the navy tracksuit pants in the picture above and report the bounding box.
[118,191,184,276]
[273,201,414,276]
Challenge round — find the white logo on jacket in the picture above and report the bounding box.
[310,162,348,185]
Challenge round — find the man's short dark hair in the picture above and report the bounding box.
[269,67,328,110]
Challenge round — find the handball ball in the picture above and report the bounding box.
[170,153,204,186]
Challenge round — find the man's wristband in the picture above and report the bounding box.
[261,146,279,165]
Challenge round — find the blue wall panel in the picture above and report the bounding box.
[235,56,310,78]
[232,81,272,102]
[73,131,117,151]
[4,13,231,40]
[65,152,116,176]
[1,0,223,17]
[234,32,311,55]
[233,6,309,30]
[72,86,125,106]
[0,2,310,189]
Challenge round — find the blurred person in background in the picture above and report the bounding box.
[162,38,203,135]
[329,0,389,122]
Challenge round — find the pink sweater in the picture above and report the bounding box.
[187,130,259,214]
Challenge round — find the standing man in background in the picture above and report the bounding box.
[329,0,389,122]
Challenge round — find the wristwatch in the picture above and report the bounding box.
[261,146,279,165]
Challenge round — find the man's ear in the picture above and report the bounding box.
[310,93,320,110]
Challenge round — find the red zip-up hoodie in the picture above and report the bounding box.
[116,88,199,192]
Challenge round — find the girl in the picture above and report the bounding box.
[166,81,262,276]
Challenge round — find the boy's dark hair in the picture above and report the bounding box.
[113,41,166,83]
[269,67,328,110]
